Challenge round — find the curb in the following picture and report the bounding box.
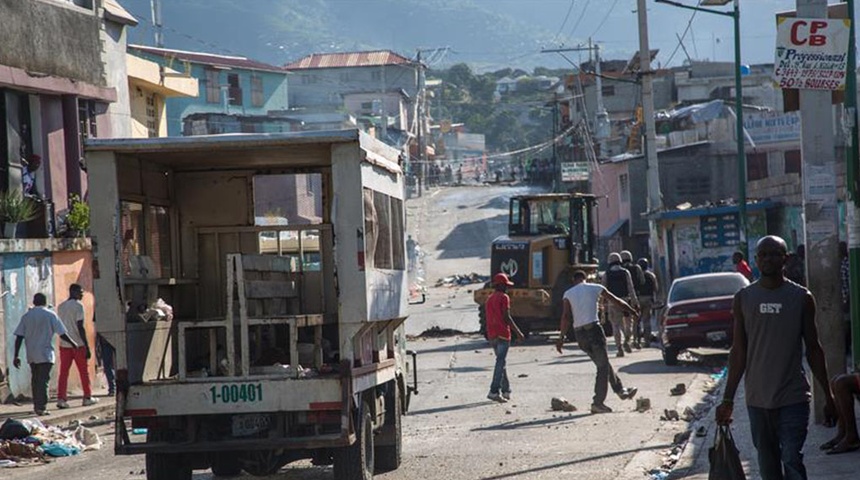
[38,403,116,428]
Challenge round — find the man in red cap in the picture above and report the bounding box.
[485,272,525,403]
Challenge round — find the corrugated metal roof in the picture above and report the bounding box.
[284,50,413,70]
[128,45,285,74]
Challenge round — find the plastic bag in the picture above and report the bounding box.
[709,425,746,480]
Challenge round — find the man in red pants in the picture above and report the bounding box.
[56,284,98,409]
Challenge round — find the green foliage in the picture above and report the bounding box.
[66,194,90,236]
[0,191,38,224]
[430,65,554,155]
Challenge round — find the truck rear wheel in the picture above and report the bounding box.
[211,455,242,477]
[333,400,374,480]
[374,383,402,472]
[146,430,191,480]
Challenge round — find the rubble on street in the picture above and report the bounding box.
[435,272,489,287]
[0,417,102,469]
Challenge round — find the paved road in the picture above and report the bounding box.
[4,185,724,479]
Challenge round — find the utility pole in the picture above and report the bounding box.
[796,0,844,423]
[416,50,426,197]
[637,0,663,276]
[844,0,860,372]
[150,0,163,48]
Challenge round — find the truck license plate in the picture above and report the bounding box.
[706,331,727,342]
[232,414,271,437]
[209,383,263,404]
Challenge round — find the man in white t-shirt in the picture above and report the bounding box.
[13,293,79,416]
[556,270,639,414]
[56,284,98,409]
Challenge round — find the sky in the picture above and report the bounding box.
[577,0,856,68]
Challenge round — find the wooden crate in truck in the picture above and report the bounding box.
[85,130,417,480]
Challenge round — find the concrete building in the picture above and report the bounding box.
[127,55,198,138]
[284,50,420,140]
[128,45,289,136]
[0,0,137,402]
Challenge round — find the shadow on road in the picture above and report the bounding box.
[618,352,728,375]
[409,400,488,416]
[471,412,591,432]
[436,214,507,260]
[478,443,673,480]
[478,195,510,210]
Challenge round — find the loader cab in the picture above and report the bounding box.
[507,194,597,266]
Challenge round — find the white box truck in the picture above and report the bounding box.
[86,130,417,479]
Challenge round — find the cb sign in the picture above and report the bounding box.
[774,17,850,91]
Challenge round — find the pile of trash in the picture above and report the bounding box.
[435,273,489,287]
[0,417,101,468]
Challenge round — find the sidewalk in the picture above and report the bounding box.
[671,383,858,480]
[1,392,115,428]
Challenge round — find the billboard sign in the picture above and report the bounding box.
[774,17,850,91]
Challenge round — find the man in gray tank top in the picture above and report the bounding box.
[716,236,836,480]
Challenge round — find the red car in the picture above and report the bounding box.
[660,272,750,365]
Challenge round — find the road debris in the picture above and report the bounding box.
[417,326,464,338]
[550,397,577,412]
[669,383,686,396]
[661,409,680,421]
[636,397,651,413]
[435,273,489,287]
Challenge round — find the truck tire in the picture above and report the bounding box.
[662,346,680,366]
[374,383,402,472]
[211,456,242,477]
[333,401,374,480]
[146,430,191,480]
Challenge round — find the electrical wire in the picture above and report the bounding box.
[566,0,591,43]
[589,0,619,39]
[664,9,698,67]
[552,0,577,45]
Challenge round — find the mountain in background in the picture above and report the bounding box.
[121,1,829,72]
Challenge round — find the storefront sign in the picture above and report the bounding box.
[774,17,851,91]
[560,162,589,182]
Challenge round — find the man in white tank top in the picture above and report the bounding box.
[556,270,639,414]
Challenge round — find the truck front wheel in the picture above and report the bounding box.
[333,401,374,480]
[374,383,402,472]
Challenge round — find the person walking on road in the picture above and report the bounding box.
[556,270,638,414]
[56,283,98,409]
[620,251,646,348]
[716,235,836,480]
[637,258,660,344]
[485,273,525,403]
[733,251,754,281]
[603,252,638,356]
[12,293,80,416]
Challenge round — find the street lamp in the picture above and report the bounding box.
[655,0,747,255]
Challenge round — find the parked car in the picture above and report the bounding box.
[660,272,750,365]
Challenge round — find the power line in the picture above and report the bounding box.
[664,9,698,66]
[552,0,577,45]
[589,0,619,39]
[566,0,591,44]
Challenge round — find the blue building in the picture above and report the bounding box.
[128,45,288,136]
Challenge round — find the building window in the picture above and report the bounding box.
[619,174,629,203]
[227,74,243,106]
[145,94,158,138]
[747,152,768,181]
[251,75,264,107]
[78,99,97,153]
[676,176,711,196]
[602,85,616,97]
[54,0,94,9]
[205,69,220,103]
[785,150,802,175]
